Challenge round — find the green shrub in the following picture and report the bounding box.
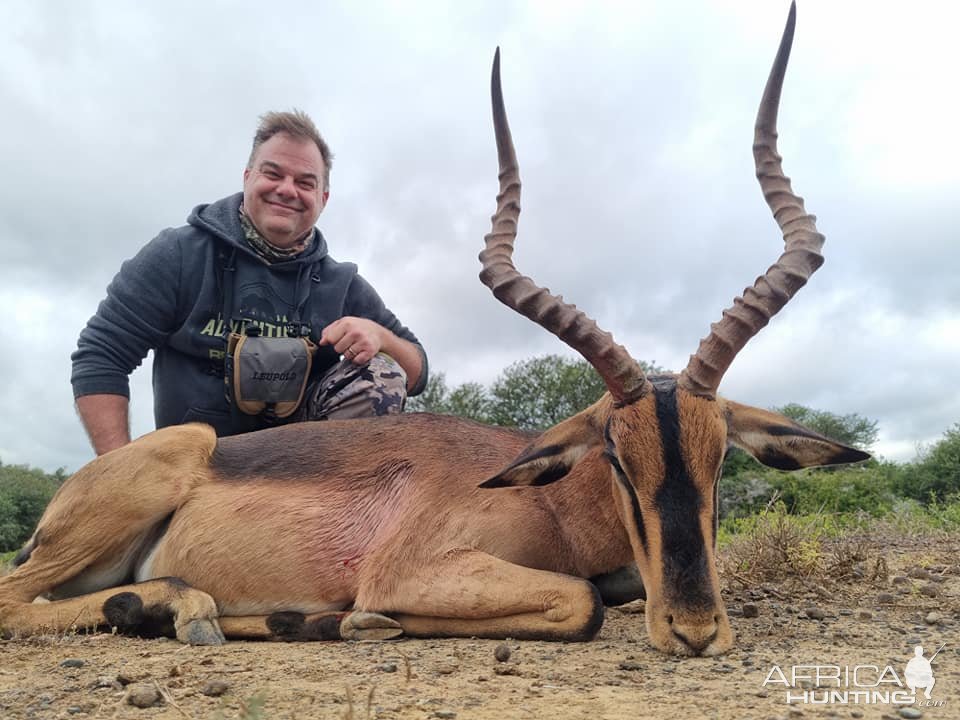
[0,461,66,552]
[893,424,960,503]
[720,458,896,519]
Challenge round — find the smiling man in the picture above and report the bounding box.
[72,110,427,455]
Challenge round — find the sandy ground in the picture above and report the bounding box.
[1,534,957,720]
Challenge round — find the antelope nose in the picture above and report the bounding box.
[669,614,719,655]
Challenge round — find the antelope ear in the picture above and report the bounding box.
[480,412,604,488]
[721,399,871,470]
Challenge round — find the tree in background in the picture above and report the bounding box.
[408,355,665,430]
[406,373,491,422]
[894,423,960,503]
[0,461,66,552]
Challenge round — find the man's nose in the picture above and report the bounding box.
[275,175,297,198]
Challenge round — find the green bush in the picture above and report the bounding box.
[720,458,897,520]
[893,424,960,503]
[0,461,66,552]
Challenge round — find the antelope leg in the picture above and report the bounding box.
[0,577,223,645]
[215,610,401,641]
[358,548,604,641]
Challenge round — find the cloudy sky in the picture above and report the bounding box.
[1,1,957,473]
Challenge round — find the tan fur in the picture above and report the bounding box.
[0,385,862,654]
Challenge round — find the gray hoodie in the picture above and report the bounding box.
[72,192,427,436]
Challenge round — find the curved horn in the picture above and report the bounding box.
[679,2,825,398]
[479,48,652,403]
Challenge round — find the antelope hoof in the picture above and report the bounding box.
[340,611,403,641]
[178,618,226,646]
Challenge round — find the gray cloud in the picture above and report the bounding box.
[1,1,957,472]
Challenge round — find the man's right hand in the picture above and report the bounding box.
[75,394,131,455]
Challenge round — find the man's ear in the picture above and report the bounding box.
[721,399,871,470]
[480,411,604,488]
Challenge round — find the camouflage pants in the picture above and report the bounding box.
[299,353,407,421]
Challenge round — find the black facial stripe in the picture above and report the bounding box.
[604,419,647,551]
[652,379,715,610]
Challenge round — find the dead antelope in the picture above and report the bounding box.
[1,3,867,656]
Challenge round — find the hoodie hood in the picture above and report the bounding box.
[187,192,329,270]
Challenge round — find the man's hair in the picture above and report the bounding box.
[248,109,333,190]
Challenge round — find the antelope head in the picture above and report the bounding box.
[478,3,869,656]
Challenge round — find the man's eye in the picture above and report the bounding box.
[298,181,317,191]
[263,171,281,180]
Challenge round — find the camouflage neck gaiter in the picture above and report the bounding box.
[239,205,314,263]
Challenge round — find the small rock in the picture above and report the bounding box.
[494,644,511,662]
[898,708,923,719]
[60,659,85,669]
[877,593,896,605]
[126,683,161,709]
[67,707,84,715]
[925,611,942,625]
[94,675,122,690]
[839,609,853,616]
[892,575,909,585]
[618,661,644,671]
[201,680,230,697]
[850,712,864,719]
[433,712,457,719]
[919,584,938,598]
[742,603,760,619]
[435,663,458,675]
[804,607,826,621]
[376,662,398,673]
[907,568,931,580]
[493,664,521,676]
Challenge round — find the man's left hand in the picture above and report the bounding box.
[320,317,384,365]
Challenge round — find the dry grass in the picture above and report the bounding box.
[719,504,890,592]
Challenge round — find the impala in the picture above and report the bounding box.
[1,3,867,656]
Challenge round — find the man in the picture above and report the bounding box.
[72,110,427,455]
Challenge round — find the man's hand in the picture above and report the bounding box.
[319,316,424,391]
[319,317,385,365]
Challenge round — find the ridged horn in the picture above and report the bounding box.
[679,2,825,398]
[479,48,652,403]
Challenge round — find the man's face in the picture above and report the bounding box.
[242,132,329,248]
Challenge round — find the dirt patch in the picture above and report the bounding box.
[1,534,957,720]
